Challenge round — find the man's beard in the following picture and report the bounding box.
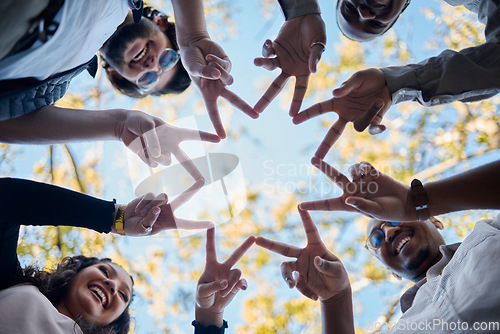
[102,19,159,69]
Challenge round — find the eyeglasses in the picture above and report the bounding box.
[135,48,180,92]
[365,221,401,250]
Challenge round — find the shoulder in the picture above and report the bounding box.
[0,285,82,334]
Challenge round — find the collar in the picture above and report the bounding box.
[399,242,461,312]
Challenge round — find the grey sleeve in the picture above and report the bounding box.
[277,0,321,21]
[380,0,500,106]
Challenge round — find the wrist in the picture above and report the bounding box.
[112,109,129,141]
[195,305,224,327]
[320,285,352,305]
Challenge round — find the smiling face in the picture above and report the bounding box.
[100,13,180,94]
[336,0,409,41]
[57,262,133,326]
[366,219,445,282]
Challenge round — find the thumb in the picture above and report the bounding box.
[332,74,362,98]
[345,196,382,218]
[314,256,340,276]
[308,45,324,73]
[198,280,228,298]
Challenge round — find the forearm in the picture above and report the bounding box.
[0,178,115,233]
[321,286,355,334]
[381,41,500,106]
[424,160,500,216]
[0,105,126,144]
[277,0,321,20]
[171,0,210,46]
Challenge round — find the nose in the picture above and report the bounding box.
[357,4,376,19]
[104,279,117,295]
[144,55,161,72]
[383,225,400,243]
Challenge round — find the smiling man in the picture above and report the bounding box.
[336,0,410,42]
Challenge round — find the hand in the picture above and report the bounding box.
[181,38,258,138]
[118,110,220,167]
[254,14,327,116]
[119,152,215,235]
[293,68,391,159]
[190,59,259,139]
[300,159,417,221]
[195,228,255,326]
[256,208,349,301]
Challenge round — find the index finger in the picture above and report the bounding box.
[289,74,310,117]
[292,99,334,125]
[255,236,302,258]
[314,118,347,159]
[254,72,290,113]
[297,208,321,245]
[202,95,226,139]
[223,236,256,268]
[221,89,259,119]
[206,227,217,262]
[178,128,221,143]
[311,157,351,192]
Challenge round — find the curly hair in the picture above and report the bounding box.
[14,255,133,334]
[101,6,191,98]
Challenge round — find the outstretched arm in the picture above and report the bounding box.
[256,208,355,333]
[382,2,500,106]
[170,0,258,138]
[193,228,255,331]
[300,159,500,221]
[0,105,220,167]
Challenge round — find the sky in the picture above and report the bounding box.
[4,0,499,333]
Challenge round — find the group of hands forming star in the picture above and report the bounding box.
[110,1,403,325]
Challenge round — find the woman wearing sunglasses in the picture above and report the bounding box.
[100,6,192,98]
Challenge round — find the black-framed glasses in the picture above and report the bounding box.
[136,48,180,91]
[365,221,401,250]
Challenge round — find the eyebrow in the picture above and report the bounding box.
[108,264,132,294]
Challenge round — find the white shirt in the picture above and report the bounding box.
[0,284,83,334]
[0,1,129,81]
[388,213,500,333]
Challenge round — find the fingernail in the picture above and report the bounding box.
[153,208,160,215]
[220,280,228,287]
[369,126,382,135]
[375,100,384,108]
[346,199,357,207]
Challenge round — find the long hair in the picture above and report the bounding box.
[14,255,132,334]
[100,6,191,98]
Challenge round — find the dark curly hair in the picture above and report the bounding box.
[14,255,133,334]
[100,6,191,98]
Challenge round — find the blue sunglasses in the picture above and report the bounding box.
[365,221,401,250]
[136,48,180,91]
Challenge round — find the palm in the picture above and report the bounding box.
[254,14,326,116]
[196,228,255,313]
[256,208,349,301]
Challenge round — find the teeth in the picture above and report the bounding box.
[90,286,107,307]
[133,44,148,62]
[396,237,411,253]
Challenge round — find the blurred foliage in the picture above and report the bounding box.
[2,2,498,334]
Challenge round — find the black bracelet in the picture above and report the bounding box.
[410,179,430,221]
[192,320,228,334]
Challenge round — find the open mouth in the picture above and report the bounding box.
[89,285,108,308]
[396,236,411,254]
[132,43,149,64]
